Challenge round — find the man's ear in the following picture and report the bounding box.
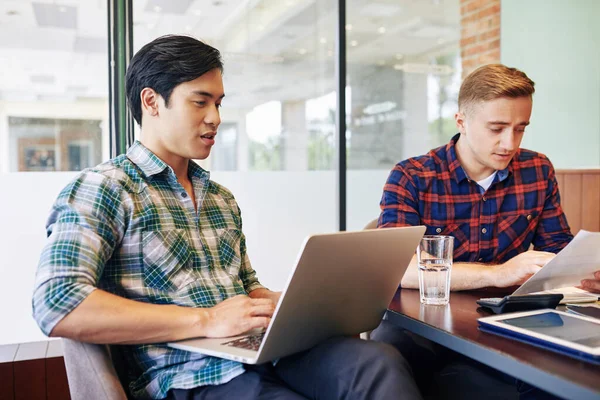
[140,88,159,117]
[455,111,466,135]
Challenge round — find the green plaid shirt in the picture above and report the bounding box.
[33,141,265,399]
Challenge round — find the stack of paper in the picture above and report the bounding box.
[512,230,600,304]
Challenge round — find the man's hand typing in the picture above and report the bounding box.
[203,295,276,338]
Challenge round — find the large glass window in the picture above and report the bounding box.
[132,0,338,289]
[133,0,338,174]
[8,117,102,172]
[3,0,598,348]
[345,0,461,230]
[0,0,109,345]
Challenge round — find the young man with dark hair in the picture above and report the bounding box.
[32,35,422,400]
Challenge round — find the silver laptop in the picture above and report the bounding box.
[168,226,425,364]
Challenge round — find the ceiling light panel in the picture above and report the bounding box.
[33,2,77,29]
[0,26,75,52]
[65,84,88,94]
[144,0,194,15]
[30,74,55,84]
[360,3,401,17]
[409,24,456,38]
[0,0,34,26]
[74,36,107,54]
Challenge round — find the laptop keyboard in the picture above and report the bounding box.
[222,333,265,351]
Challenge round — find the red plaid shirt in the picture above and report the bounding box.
[379,134,573,263]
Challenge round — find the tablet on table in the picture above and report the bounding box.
[478,309,600,364]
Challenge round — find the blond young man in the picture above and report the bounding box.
[381,64,600,290]
[373,64,600,398]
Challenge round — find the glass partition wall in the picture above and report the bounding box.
[0,0,461,344]
[3,0,599,346]
[345,0,461,230]
[132,0,338,290]
[0,0,109,344]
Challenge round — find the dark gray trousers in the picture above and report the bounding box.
[370,320,563,400]
[167,336,423,400]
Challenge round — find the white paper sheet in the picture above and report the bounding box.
[512,230,600,295]
[530,287,599,304]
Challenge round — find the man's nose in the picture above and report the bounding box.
[205,105,221,127]
[500,131,516,151]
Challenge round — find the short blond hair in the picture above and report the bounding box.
[458,64,535,114]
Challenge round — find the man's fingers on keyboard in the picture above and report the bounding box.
[249,316,271,329]
[250,298,274,306]
[250,303,276,317]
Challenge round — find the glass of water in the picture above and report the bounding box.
[417,235,454,305]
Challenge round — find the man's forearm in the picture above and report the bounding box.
[50,289,209,344]
[401,255,495,291]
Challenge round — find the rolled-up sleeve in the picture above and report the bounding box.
[378,163,421,228]
[32,172,125,336]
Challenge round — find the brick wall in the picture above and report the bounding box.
[460,0,501,77]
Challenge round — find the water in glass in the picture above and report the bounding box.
[418,259,451,305]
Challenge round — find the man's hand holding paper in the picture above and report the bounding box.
[581,270,600,294]
[512,230,600,297]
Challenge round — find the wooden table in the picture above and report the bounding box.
[385,289,600,400]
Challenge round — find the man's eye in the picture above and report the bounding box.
[216,103,222,109]
[490,128,502,133]
[195,101,206,106]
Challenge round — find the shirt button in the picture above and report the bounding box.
[478,258,483,262]
[482,196,487,201]
[436,228,442,233]
[527,214,532,221]
[481,228,487,234]
[181,192,188,198]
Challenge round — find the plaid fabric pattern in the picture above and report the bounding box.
[33,141,264,399]
[379,134,573,263]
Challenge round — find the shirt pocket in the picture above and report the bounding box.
[496,211,540,256]
[424,223,469,260]
[142,229,194,292]
[216,228,243,277]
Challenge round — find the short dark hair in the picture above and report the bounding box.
[125,35,224,126]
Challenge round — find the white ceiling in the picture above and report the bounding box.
[0,0,459,107]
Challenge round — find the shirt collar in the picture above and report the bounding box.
[446,133,512,184]
[496,167,510,183]
[126,140,210,180]
[446,134,468,183]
